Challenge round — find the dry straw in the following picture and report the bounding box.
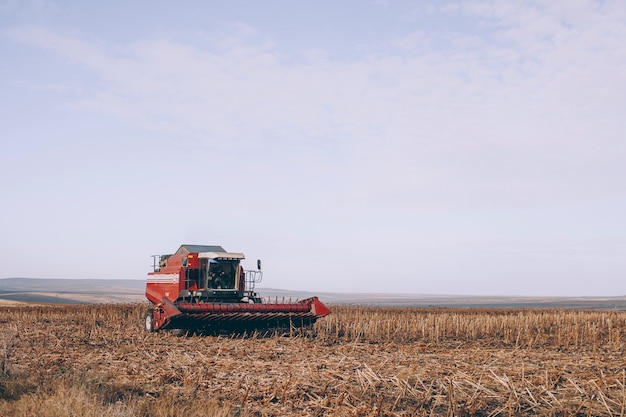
[0,303,624,416]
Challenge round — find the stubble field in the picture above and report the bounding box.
[1,304,625,416]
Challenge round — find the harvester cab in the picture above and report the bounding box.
[144,244,330,333]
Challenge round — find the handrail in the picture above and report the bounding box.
[244,270,263,291]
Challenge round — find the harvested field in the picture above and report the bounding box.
[0,304,625,416]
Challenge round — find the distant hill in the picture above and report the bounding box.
[0,277,145,304]
[1,278,625,309]
[257,287,626,310]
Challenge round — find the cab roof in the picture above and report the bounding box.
[175,244,226,255]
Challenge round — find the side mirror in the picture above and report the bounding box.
[257,259,262,270]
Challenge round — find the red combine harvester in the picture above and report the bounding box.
[145,244,331,333]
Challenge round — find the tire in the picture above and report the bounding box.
[144,310,155,332]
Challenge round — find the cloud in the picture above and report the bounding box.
[4,9,625,199]
[5,2,626,211]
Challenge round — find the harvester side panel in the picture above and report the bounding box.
[146,272,181,304]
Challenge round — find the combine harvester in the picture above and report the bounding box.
[144,244,330,333]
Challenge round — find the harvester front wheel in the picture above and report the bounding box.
[144,310,155,332]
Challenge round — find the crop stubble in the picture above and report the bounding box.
[0,304,625,416]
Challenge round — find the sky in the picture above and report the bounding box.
[1,0,625,296]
